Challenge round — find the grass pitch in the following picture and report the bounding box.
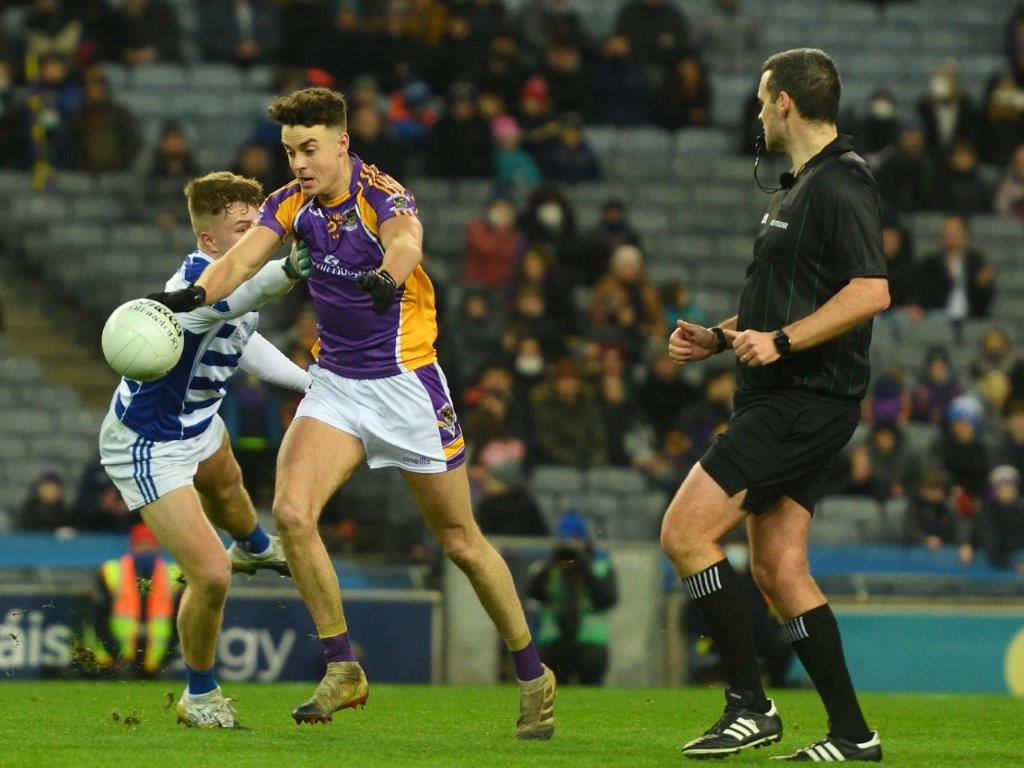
[0,682,1020,767]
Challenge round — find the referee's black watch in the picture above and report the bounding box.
[710,326,728,354]
[773,329,793,357]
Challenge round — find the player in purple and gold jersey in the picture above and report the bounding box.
[150,88,556,738]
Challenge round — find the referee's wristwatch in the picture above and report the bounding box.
[773,329,792,357]
[710,326,728,354]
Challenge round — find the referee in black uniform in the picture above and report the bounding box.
[661,49,888,762]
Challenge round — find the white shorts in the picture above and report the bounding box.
[99,411,227,511]
[295,363,466,474]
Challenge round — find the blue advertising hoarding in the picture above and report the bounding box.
[0,585,440,683]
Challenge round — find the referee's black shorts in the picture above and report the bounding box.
[699,387,860,515]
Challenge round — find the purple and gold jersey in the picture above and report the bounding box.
[256,154,437,379]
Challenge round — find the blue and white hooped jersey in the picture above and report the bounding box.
[110,251,291,442]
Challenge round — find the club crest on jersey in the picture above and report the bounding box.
[325,208,359,238]
[387,192,412,213]
[436,404,458,437]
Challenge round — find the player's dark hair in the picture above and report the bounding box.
[761,48,841,124]
[268,87,348,130]
[184,171,264,232]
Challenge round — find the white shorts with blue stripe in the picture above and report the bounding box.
[98,410,227,511]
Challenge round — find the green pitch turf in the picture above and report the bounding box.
[0,682,1021,767]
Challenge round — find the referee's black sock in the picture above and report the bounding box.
[681,558,769,713]
[781,604,871,742]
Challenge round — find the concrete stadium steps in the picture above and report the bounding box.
[0,271,118,408]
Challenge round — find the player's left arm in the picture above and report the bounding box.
[734,168,890,367]
[239,332,312,393]
[357,215,424,315]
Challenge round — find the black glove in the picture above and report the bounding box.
[356,269,397,315]
[147,284,206,313]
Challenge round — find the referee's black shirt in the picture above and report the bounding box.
[736,135,887,400]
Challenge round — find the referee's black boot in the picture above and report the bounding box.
[772,731,882,762]
[681,688,783,759]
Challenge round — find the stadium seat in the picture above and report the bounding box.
[584,466,647,494]
[904,423,939,455]
[131,63,187,91]
[188,64,247,90]
[531,465,584,495]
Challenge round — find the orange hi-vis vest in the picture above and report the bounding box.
[100,555,175,674]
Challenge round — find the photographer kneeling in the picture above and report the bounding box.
[527,512,619,684]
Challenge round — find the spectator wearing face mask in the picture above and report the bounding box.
[476,457,548,536]
[510,335,549,409]
[462,197,525,288]
[917,62,977,159]
[520,185,580,264]
[861,88,900,155]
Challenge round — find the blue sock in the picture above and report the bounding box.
[186,664,217,696]
[238,523,270,555]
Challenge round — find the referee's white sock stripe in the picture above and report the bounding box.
[781,614,811,643]
[683,565,724,600]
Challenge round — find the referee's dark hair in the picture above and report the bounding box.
[761,48,842,124]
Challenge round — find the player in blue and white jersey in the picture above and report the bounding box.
[98,172,311,728]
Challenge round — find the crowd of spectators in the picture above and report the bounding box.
[3,1,1024,572]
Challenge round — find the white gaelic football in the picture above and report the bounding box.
[101,298,184,381]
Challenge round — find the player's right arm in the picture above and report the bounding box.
[149,182,306,312]
[196,225,281,304]
[147,226,280,312]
